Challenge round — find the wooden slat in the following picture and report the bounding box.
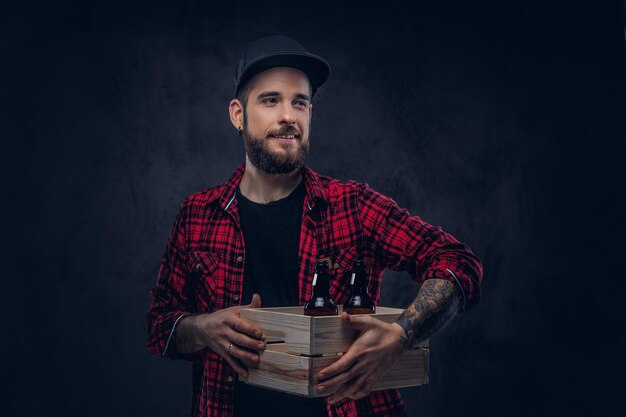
[242,345,429,397]
[241,349,313,396]
[240,308,312,353]
[241,306,427,355]
[308,348,428,397]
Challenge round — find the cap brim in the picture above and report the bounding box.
[236,52,331,96]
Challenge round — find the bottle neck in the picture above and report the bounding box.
[312,271,331,295]
[350,270,368,294]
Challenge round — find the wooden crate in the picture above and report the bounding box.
[239,306,429,397]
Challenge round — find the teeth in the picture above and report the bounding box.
[272,135,296,139]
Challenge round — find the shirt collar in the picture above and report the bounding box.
[217,163,328,211]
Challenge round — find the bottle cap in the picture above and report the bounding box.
[316,258,330,270]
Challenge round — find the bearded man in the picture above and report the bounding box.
[146,35,483,417]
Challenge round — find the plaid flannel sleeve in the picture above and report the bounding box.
[146,199,205,361]
[358,183,483,310]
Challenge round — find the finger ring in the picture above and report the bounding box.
[227,343,233,353]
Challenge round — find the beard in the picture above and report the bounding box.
[243,125,310,175]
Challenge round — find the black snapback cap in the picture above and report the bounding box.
[233,35,331,98]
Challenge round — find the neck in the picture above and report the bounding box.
[239,157,303,204]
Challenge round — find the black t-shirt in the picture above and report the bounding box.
[236,180,305,308]
[234,180,327,417]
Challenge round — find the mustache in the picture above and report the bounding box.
[268,127,301,137]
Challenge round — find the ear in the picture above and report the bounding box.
[229,99,244,131]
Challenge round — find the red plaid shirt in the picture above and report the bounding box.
[146,163,482,417]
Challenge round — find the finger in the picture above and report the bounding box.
[231,319,265,346]
[220,343,249,377]
[318,371,356,397]
[318,351,358,380]
[239,350,261,370]
[230,328,266,352]
[333,371,378,403]
[342,312,376,331]
[225,357,248,377]
[317,359,362,394]
[245,293,262,308]
[348,375,377,400]
[227,341,261,365]
[327,374,364,404]
[328,384,352,403]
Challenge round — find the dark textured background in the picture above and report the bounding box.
[3,1,625,416]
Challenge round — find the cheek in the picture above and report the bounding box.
[247,110,273,131]
[301,116,311,132]
[247,120,268,137]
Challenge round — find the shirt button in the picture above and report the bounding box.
[227,376,233,382]
[333,263,339,270]
[236,256,243,263]
[195,263,202,271]
[233,295,240,302]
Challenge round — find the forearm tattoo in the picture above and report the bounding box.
[395,279,462,349]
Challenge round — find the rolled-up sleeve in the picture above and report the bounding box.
[146,199,205,361]
[358,183,483,310]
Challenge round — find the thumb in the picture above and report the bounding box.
[247,293,262,308]
[342,312,374,331]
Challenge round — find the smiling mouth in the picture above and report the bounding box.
[269,134,300,139]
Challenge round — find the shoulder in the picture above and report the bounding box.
[174,185,222,219]
[317,175,399,224]
[306,167,396,207]
[183,186,220,206]
[323,176,362,198]
[305,166,362,201]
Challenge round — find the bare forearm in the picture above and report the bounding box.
[173,314,207,355]
[395,278,462,349]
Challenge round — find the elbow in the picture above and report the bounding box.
[459,257,483,312]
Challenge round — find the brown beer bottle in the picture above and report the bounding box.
[304,259,338,316]
[343,259,376,314]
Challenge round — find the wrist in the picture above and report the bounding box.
[394,318,419,350]
[390,322,406,338]
[390,323,411,353]
[176,314,205,350]
[175,314,195,335]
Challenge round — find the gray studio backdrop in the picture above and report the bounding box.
[4,1,624,416]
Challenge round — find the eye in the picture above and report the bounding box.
[262,97,278,104]
[294,101,308,108]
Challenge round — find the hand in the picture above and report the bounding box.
[188,294,265,377]
[317,312,407,403]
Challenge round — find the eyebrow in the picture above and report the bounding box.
[256,91,311,102]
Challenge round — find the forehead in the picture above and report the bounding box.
[248,67,311,95]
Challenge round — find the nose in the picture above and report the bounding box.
[278,102,297,125]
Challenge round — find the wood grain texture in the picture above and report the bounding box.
[241,306,428,355]
[241,344,429,397]
[239,306,430,397]
[240,307,312,351]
